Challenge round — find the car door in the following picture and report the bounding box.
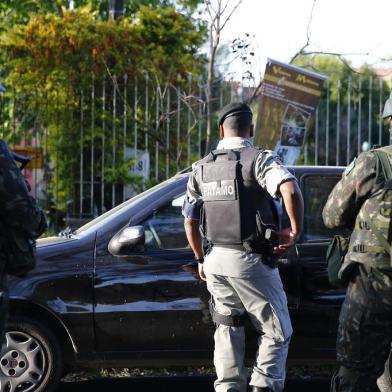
[292,171,349,360]
[93,190,213,358]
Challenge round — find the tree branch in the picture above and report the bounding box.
[293,51,361,74]
[289,0,317,63]
[220,0,243,31]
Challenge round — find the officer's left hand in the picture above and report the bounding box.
[198,263,206,281]
[273,228,297,256]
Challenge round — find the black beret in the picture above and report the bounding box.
[218,102,252,127]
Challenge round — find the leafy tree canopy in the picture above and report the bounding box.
[0,5,206,213]
[0,5,206,93]
[292,54,385,101]
[0,0,203,30]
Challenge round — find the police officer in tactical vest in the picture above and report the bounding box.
[183,103,304,392]
[323,93,392,392]
[0,140,46,343]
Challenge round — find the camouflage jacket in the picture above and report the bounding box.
[323,147,392,270]
[0,140,46,240]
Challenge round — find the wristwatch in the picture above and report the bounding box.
[290,231,298,242]
[195,256,204,264]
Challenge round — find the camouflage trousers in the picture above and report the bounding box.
[332,265,392,392]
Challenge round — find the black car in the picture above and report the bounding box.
[1,166,347,392]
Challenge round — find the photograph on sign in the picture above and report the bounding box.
[280,104,311,147]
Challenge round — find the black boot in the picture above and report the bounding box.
[250,387,272,392]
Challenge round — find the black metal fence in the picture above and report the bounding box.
[0,73,390,231]
[303,75,391,166]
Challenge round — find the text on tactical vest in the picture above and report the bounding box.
[202,183,235,197]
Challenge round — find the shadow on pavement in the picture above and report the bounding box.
[57,376,330,392]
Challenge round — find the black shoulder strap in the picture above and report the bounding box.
[205,149,238,163]
[360,147,392,258]
[375,148,392,181]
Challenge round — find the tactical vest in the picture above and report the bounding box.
[197,147,279,254]
[346,146,392,270]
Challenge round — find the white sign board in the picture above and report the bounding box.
[126,148,150,180]
[124,148,150,199]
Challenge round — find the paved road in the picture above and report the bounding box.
[57,376,330,392]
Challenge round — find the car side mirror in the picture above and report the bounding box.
[108,225,145,256]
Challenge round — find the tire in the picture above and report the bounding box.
[0,317,63,392]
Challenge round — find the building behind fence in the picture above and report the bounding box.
[0,72,391,231]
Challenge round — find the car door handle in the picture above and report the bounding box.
[277,258,291,266]
[122,255,151,264]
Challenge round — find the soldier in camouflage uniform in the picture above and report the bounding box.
[0,139,46,342]
[322,97,392,392]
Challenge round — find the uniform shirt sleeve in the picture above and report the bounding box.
[254,150,296,198]
[322,151,381,229]
[182,162,203,220]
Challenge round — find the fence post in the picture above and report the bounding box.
[368,75,373,147]
[91,74,95,214]
[79,90,84,216]
[145,72,149,154]
[336,79,341,166]
[315,107,319,165]
[101,78,106,215]
[156,85,160,181]
[198,76,203,159]
[166,87,170,179]
[325,79,330,165]
[176,79,181,172]
[379,77,383,145]
[187,74,192,167]
[123,73,128,202]
[346,76,351,165]
[134,76,138,159]
[357,76,362,156]
[112,75,117,208]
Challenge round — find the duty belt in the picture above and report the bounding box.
[211,244,277,268]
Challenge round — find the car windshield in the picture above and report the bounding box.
[74,176,183,235]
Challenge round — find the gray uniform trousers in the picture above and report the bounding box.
[205,262,292,392]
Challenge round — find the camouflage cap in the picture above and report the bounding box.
[218,102,252,127]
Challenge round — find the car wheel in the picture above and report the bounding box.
[0,317,63,392]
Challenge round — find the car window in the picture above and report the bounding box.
[143,194,189,250]
[302,175,350,241]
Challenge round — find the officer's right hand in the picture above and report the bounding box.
[198,263,206,281]
[273,228,297,255]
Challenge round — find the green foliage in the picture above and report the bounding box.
[293,54,390,165]
[1,6,205,88]
[0,0,204,30]
[0,6,206,218]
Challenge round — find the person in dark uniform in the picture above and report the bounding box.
[182,103,304,392]
[323,94,392,392]
[0,140,46,342]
